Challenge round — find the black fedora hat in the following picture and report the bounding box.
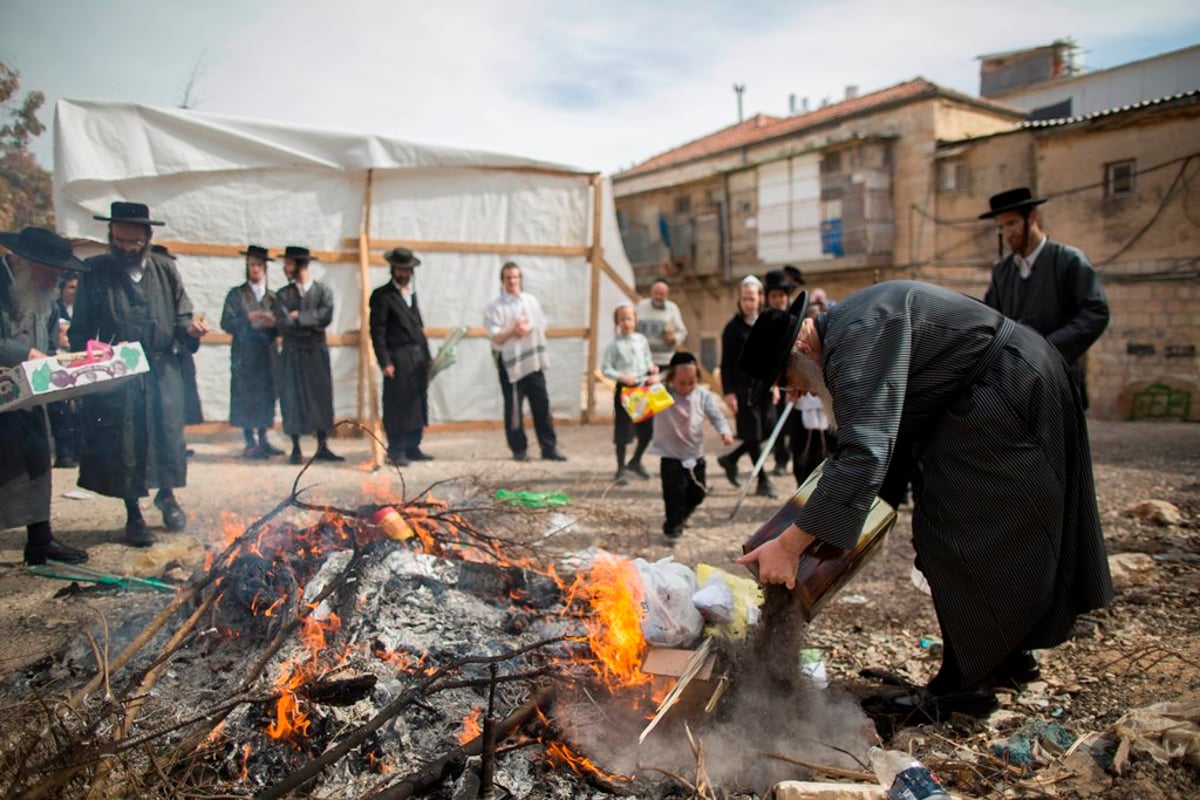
[0,226,87,272]
[239,244,274,262]
[764,269,796,294]
[92,201,165,226]
[384,246,421,267]
[280,245,318,261]
[979,187,1047,220]
[783,265,805,286]
[739,290,809,402]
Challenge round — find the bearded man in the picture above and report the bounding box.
[369,247,432,466]
[220,244,282,459]
[69,202,210,547]
[273,246,342,464]
[736,281,1112,723]
[981,188,1109,408]
[0,227,90,564]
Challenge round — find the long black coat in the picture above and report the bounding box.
[220,283,278,430]
[984,240,1109,405]
[274,281,334,436]
[69,251,194,498]
[793,281,1112,683]
[0,257,52,529]
[721,312,774,441]
[369,282,430,436]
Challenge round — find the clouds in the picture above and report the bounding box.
[6,0,1199,174]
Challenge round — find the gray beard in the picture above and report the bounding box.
[789,348,836,429]
[9,270,57,344]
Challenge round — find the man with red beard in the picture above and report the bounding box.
[69,202,210,547]
[737,282,1112,724]
[0,226,90,564]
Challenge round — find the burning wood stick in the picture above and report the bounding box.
[369,684,557,800]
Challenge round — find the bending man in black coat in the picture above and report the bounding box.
[737,281,1112,724]
[369,247,432,467]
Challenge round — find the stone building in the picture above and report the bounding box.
[612,78,1024,373]
[928,91,1200,420]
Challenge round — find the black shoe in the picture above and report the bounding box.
[185,448,196,458]
[542,450,568,462]
[54,457,79,469]
[664,525,684,541]
[289,450,304,465]
[259,440,286,457]
[313,447,345,462]
[863,685,998,724]
[124,517,157,548]
[243,445,268,460]
[627,461,651,479]
[513,452,530,462]
[756,480,778,499]
[992,650,1041,687]
[154,494,188,532]
[613,469,628,486]
[24,538,89,565]
[717,454,741,488]
[388,452,410,467]
[407,449,434,462]
[771,463,789,477]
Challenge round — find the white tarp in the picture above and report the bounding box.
[53,99,636,425]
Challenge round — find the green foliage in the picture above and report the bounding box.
[0,61,53,230]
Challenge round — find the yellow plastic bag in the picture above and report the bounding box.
[620,383,674,423]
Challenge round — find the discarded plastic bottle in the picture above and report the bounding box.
[868,747,950,800]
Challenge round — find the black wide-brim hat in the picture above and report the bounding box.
[239,244,274,262]
[740,290,809,403]
[979,187,1047,219]
[280,245,318,261]
[92,201,165,226]
[384,246,421,267]
[0,226,87,271]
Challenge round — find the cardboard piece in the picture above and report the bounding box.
[0,341,149,413]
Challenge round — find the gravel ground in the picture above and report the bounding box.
[1,417,1197,797]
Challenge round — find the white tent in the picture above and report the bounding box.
[53,98,637,434]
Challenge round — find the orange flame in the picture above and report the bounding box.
[545,740,632,783]
[574,555,649,686]
[458,707,483,744]
[266,663,310,742]
[239,743,252,780]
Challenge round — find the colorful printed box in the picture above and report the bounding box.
[0,341,149,413]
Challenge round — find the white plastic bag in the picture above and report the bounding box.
[632,557,704,647]
[692,573,736,624]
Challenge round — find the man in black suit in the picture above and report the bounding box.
[369,247,432,466]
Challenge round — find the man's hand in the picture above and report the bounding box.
[27,347,48,360]
[736,523,814,590]
[186,319,210,338]
[719,432,733,446]
[512,316,532,338]
[249,310,273,327]
[663,331,676,347]
[725,393,738,415]
[383,365,396,378]
[289,310,300,321]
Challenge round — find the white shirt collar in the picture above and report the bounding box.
[298,278,314,295]
[249,280,266,301]
[1014,234,1048,280]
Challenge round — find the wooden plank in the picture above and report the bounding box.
[200,327,586,347]
[343,238,589,258]
[599,256,639,302]
[585,174,604,423]
[155,240,360,264]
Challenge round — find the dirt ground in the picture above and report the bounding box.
[1,417,1198,797]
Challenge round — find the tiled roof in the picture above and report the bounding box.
[615,78,1022,179]
[1020,90,1200,129]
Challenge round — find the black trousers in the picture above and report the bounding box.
[496,358,557,457]
[791,425,836,487]
[48,399,81,461]
[660,457,708,533]
[612,391,653,448]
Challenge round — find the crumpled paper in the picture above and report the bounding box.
[1113,694,1200,773]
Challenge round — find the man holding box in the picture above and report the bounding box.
[70,202,210,547]
[736,281,1112,723]
[0,226,90,564]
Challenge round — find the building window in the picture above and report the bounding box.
[821,151,842,175]
[938,159,969,192]
[1106,160,1135,198]
[675,195,691,214]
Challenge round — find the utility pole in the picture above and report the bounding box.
[733,83,745,123]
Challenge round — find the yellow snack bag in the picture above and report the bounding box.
[620,383,674,423]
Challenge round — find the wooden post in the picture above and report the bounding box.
[356,169,384,467]
[585,173,604,423]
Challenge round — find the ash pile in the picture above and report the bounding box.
[0,477,875,799]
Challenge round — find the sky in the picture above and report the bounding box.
[2,0,1199,175]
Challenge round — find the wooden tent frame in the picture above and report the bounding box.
[157,167,638,465]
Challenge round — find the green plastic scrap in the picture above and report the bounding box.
[27,562,175,593]
[495,489,570,508]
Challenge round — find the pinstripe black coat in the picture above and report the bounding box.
[792,281,1112,683]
